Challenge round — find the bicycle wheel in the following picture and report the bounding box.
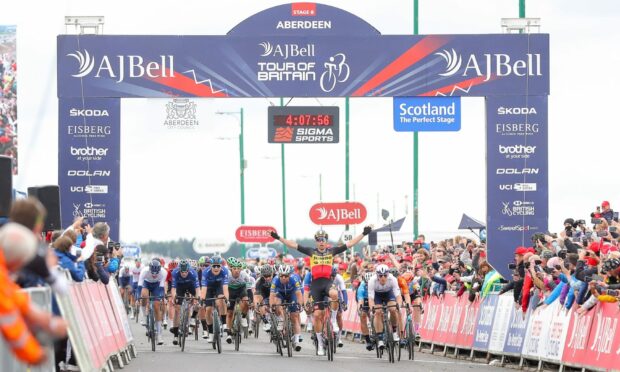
[384,315,394,363]
[253,311,260,338]
[284,311,292,357]
[180,304,188,352]
[195,318,199,341]
[214,309,222,353]
[149,308,156,352]
[234,309,241,351]
[407,318,415,360]
[326,317,334,361]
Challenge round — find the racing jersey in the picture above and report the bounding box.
[131,265,142,282]
[171,268,200,289]
[119,264,132,278]
[332,273,346,291]
[138,267,168,287]
[291,272,303,294]
[303,271,312,292]
[357,281,369,301]
[247,274,256,290]
[201,267,229,287]
[397,275,410,297]
[270,275,301,297]
[367,274,401,300]
[297,244,348,280]
[228,270,251,290]
[255,276,272,298]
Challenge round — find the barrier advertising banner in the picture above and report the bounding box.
[473,294,499,350]
[488,294,513,353]
[561,308,595,368]
[58,98,120,241]
[502,302,530,355]
[486,95,548,279]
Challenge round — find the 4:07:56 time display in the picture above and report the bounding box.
[274,114,333,126]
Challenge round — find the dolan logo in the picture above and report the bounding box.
[67,50,95,78]
[435,48,462,77]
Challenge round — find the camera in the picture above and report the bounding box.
[508,263,517,270]
[598,231,609,237]
[606,289,619,297]
[531,233,546,244]
[577,219,586,226]
[96,254,105,264]
[558,249,567,260]
[592,218,603,225]
[610,227,617,233]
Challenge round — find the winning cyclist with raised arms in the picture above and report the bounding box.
[270,225,371,356]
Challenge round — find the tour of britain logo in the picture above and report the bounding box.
[164,98,199,129]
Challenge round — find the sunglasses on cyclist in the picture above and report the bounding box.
[377,274,388,278]
[280,275,290,278]
[212,265,221,269]
[315,237,328,242]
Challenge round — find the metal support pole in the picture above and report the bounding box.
[280,98,288,254]
[413,0,420,239]
[239,108,245,258]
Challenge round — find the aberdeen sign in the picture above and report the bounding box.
[58,2,549,278]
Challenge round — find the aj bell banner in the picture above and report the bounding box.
[486,95,548,279]
[57,34,549,99]
[58,98,120,241]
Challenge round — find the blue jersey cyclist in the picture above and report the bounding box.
[269,265,304,352]
[200,256,229,343]
[138,259,168,345]
[169,259,199,345]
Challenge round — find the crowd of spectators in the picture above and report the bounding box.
[0,31,17,174]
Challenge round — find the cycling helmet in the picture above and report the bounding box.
[149,259,162,275]
[198,256,206,266]
[331,266,338,277]
[227,257,242,268]
[260,265,274,277]
[278,265,292,276]
[168,260,178,270]
[205,257,212,266]
[179,259,190,272]
[243,268,252,276]
[247,264,255,273]
[274,263,282,272]
[296,260,304,270]
[389,267,399,277]
[211,256,223,266]
[135,257,142,263]
[314,229,328,241]
[253,265,262,275]
[375,264,389,275]
[363,272,374,282]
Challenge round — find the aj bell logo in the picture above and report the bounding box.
[316,207,362,222]
[435,48,542,82]
[67,49,175,83]
[258,42,316,60]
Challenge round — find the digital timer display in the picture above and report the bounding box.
[267,106,340,144]
[273,114,334,126]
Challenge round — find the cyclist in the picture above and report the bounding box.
[225,257,252,344]
[200,256,229,343]
[138,259,168,345]
[330,265,348,348]
[169,259,199,345]
[270,226,371,356]
[368,264,402,350]
[197,256,210,337]
[390,266,411,345]
[130,258,143,319]
[118,262,133,316]
[270,265,303,351]
[164,260,178,330]
[254,265,274,332]
[357,272,375,350]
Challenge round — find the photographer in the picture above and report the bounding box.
[86,244,111,284]
[83,222,110,261]
[106,240,122,274]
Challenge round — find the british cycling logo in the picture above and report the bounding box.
[67,50,95,78]
[435,49,462,77]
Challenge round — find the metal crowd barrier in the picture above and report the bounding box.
[0,286,55,372]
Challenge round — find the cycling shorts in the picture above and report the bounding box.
[204,286,224,307]
[310,278,333,310]
[141,282,164,300]
[120,277,131,288]
[228,287,248,311]
[175,284,197,305]
[374,290,396,306]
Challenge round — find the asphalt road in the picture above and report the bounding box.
[124,321,506,372]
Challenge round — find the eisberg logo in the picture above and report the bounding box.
[70,108,109,117]
[499,145,536,154]
[66,49,175,83]
[498,107,538,115]
[70,146,109,156]
[435,50,542,82]
[67,50,95,78]
[435,49,462,77]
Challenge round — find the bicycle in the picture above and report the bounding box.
[178,295,197,352]
[272,302,299,358]
[139,295,159,352]
[373,303,401,363]
[311,299,340,361]
[203,297,224,354]
[251,304,262,338]
[269,311,283,356]
[403,304,416,361]
[231,298,250,351]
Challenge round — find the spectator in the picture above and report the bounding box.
[53,236,84,282]
[83,222,110,261]
[86,244,111,284]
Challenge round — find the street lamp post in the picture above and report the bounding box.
[216,108,245,258]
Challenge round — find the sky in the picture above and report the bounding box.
[3,0,620,244]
